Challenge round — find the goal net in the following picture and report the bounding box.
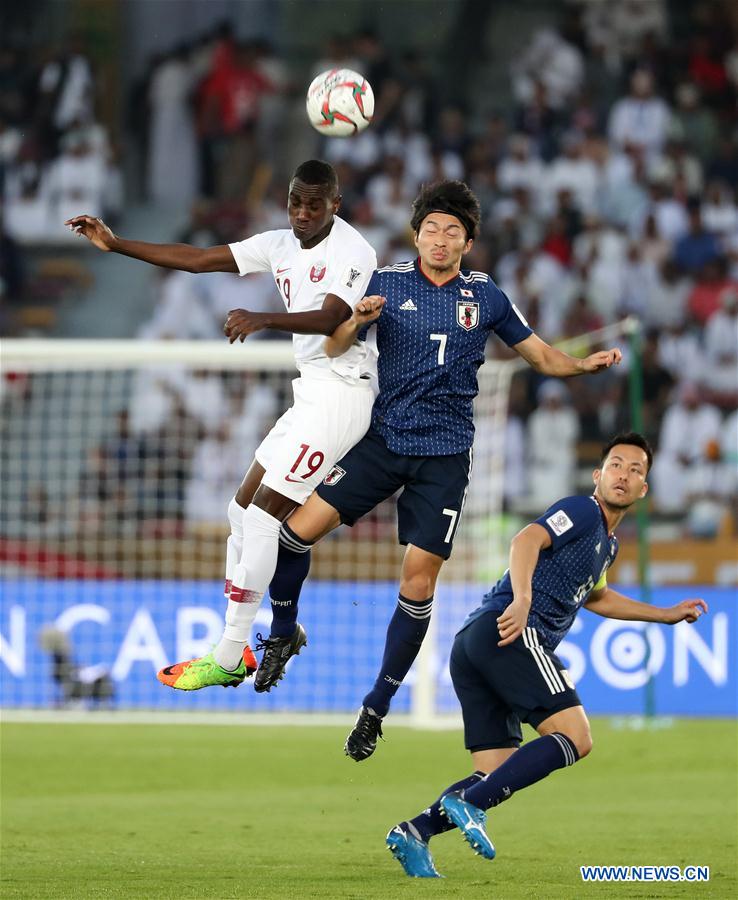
[1,326,630,720]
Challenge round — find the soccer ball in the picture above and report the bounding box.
[306,68,374,137]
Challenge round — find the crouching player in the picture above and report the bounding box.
[386,432,708,878]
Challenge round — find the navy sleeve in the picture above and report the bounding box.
[490,285,533,347]
[534,496,601,550]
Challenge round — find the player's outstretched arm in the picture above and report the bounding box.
[324,295,385,358]
[65,215,238,274]
[224,293,357,343]
[513,334,622,377]
[584,588,708,624]
[497,523,552,647]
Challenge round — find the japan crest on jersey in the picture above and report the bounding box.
[323,464,346,486]
[456,300,479,331]
[310,262,326,283]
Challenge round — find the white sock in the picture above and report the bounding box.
[213,504,282,670]
[224,497,245,599]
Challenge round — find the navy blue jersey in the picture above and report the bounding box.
[463,495,619,651]
[362,259,532,455]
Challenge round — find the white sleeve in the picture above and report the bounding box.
[326,243,377,310]
[227,232,275,276]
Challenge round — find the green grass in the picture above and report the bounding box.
[1,719,736,899]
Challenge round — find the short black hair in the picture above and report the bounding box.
[291,160,339,196]
[410,180,481,240]
[600,432,653,473]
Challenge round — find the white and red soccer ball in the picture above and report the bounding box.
[306,68,374,137]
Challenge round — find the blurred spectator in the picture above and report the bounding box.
[701,181,738,236]
[640,329,675,426]
[497,134,544,197]
[45,129,121,230]
[526,379,579,506]
[197,40,272,200]
[686,258,735,326]
[644,259,691,329]
[657,320,705,385]
[608,68,670,160]
[650,382,722,513]
[147,45,199,206]
[512,27,584,111]
[670,83,719,165]
[684,439,738,539]
[702,287,738,408]
[648,178,688,242]
[545,131,597,214]
[673,200,721,275]
[649,138,703,195]
[37,37,94,151]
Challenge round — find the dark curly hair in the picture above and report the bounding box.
[600,432,654,473]
[291,159,339,196]
[410,180,481,240]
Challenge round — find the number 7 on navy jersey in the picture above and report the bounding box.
[430,333,447,365]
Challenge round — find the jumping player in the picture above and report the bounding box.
[66,160,378,689]
[385,432,707,878]
[225,180,624,756]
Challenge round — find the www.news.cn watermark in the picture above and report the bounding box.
[581,865,709,883]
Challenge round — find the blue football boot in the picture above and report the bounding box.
[385,825,442,878]
[440,791,496,860]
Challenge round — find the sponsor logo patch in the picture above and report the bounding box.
[310,262,326,282]
[546,510,574,536]
[456,300,479,331]
[323,464,346,486]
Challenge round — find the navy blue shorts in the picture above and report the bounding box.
[315,426,472,559]
[450,612,581,751]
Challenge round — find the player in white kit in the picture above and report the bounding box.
[65,160,378,690]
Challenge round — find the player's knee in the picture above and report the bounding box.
[571,728,593,759]
[399,571,435,599]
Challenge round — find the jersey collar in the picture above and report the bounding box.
[592,494,615,537]
[415,257,462,288]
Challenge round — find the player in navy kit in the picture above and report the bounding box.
[385,433,708,878]
[228,180,623,751]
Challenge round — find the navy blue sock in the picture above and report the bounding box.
[406,771,485,842]
[462,733,579,811]
[268,522,312,639]
[362,594,433,717]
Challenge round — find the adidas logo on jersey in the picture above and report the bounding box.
[399,299,417,311]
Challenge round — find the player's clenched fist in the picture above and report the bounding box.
[353,295,385,324]
[224,308,263,343]
[65,215,117,252]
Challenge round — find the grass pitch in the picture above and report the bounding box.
[1,718,736,899]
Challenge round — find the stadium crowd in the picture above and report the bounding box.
[2,0,737,532]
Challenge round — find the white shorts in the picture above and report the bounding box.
[255,366,374,504]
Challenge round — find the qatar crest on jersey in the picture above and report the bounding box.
[310,262,327,282]
[456,300,479,331]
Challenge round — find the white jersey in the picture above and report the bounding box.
[229,216,377,380]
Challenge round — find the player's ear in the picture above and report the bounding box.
[413,230,420,250]
[462,238,473,255]
[592,467,601,489]
[332,193,342,212]
[639,480,649,499]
